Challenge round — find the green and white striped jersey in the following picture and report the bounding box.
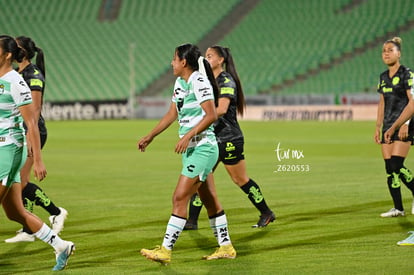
[0,70,32,147]
[172,71,216,147]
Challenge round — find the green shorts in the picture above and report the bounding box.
[181,143,218,182]
[0,144,27,187]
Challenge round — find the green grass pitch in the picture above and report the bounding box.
[1,120,414,274]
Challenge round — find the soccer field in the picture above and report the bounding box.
[1,120,413,274]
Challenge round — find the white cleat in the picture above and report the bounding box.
[49,207,68,234]
[380,208,405,218]
[5,230,35,243]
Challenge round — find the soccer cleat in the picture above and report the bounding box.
[49,207,68,234]
[52,241,75,271]
[380,208,405,218]
[140,245,171,265]
[5,230,35,243]
[183,220,198,230]
[397,231,414,246]
[203,244,236,260]
[252,211,276,228]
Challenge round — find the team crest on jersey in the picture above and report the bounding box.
[392,77,400,86]
[0,84,4,94]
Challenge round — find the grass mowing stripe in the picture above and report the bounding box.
[0,120,413,274]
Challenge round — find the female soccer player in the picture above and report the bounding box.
[5,36,68,243]
[184,45,275,229]
[0,35,74,271]
[374,37,414,218]
[138,43,236,264]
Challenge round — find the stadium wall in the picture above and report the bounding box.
[42,93,378,121]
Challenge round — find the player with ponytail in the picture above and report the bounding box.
[4,36,68,243]
[138,43,236,264]
[0,34,74,270]
[185,45,276,229]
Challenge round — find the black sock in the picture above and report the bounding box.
[240,179,271,214]
[387,174,403,211]
[400,166,414,196]
[22,182,60,216]
[187,193,203,223]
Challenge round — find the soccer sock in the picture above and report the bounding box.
[387,157,404,210]
[241,179,271,214]
[210,211,231,246]
[400,166,414,196]
[161,215,186,250]
[187,193,203,223]
[22,182,60,216]
[209,216,218,242]
[34,223,67,252]
[387,174,403,210]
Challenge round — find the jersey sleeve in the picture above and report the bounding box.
[377,74,384,94]
[218,75,237,99]
[193,75,214,104]
[403,68,414,91]
[12,78,32,107]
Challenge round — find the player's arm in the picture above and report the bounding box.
[19,103,47,181]
[374,94,384,144]
[216,97,230,117]
[137,102,177,152]
[30,90,42,121]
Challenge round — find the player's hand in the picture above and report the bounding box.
[398,124,409,141]
[175,135,190,154]
[384,127,395,144]
[374,128,382,144]
[138,135,153,152]
[33,161,47,181]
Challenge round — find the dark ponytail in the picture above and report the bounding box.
[15,36,46,77]
[175,43,219,107]
[210,45,245,116]
[0,35,25,63]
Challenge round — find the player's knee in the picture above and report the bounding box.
[390,156,405,173]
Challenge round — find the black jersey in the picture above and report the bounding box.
[213,71,243,143]
[377,65,414,132]
[20,63,47,135]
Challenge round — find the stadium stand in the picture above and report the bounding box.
[1,0,414,101]
[1,0,239,101]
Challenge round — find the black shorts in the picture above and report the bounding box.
[381,130,414,145]
[40,132,47,149]
[218,138,245,165]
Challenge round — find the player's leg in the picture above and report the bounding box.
[23,133,68,232]
[222,139,275,227]
[184,192,203,230]
[3,183,75,270]
[380,142,409,217]
[224,159,275,227]
[141,175,200,265]
[198,173,236,260]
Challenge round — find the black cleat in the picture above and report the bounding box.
[252,212,276,228]
[183,220,198,230]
